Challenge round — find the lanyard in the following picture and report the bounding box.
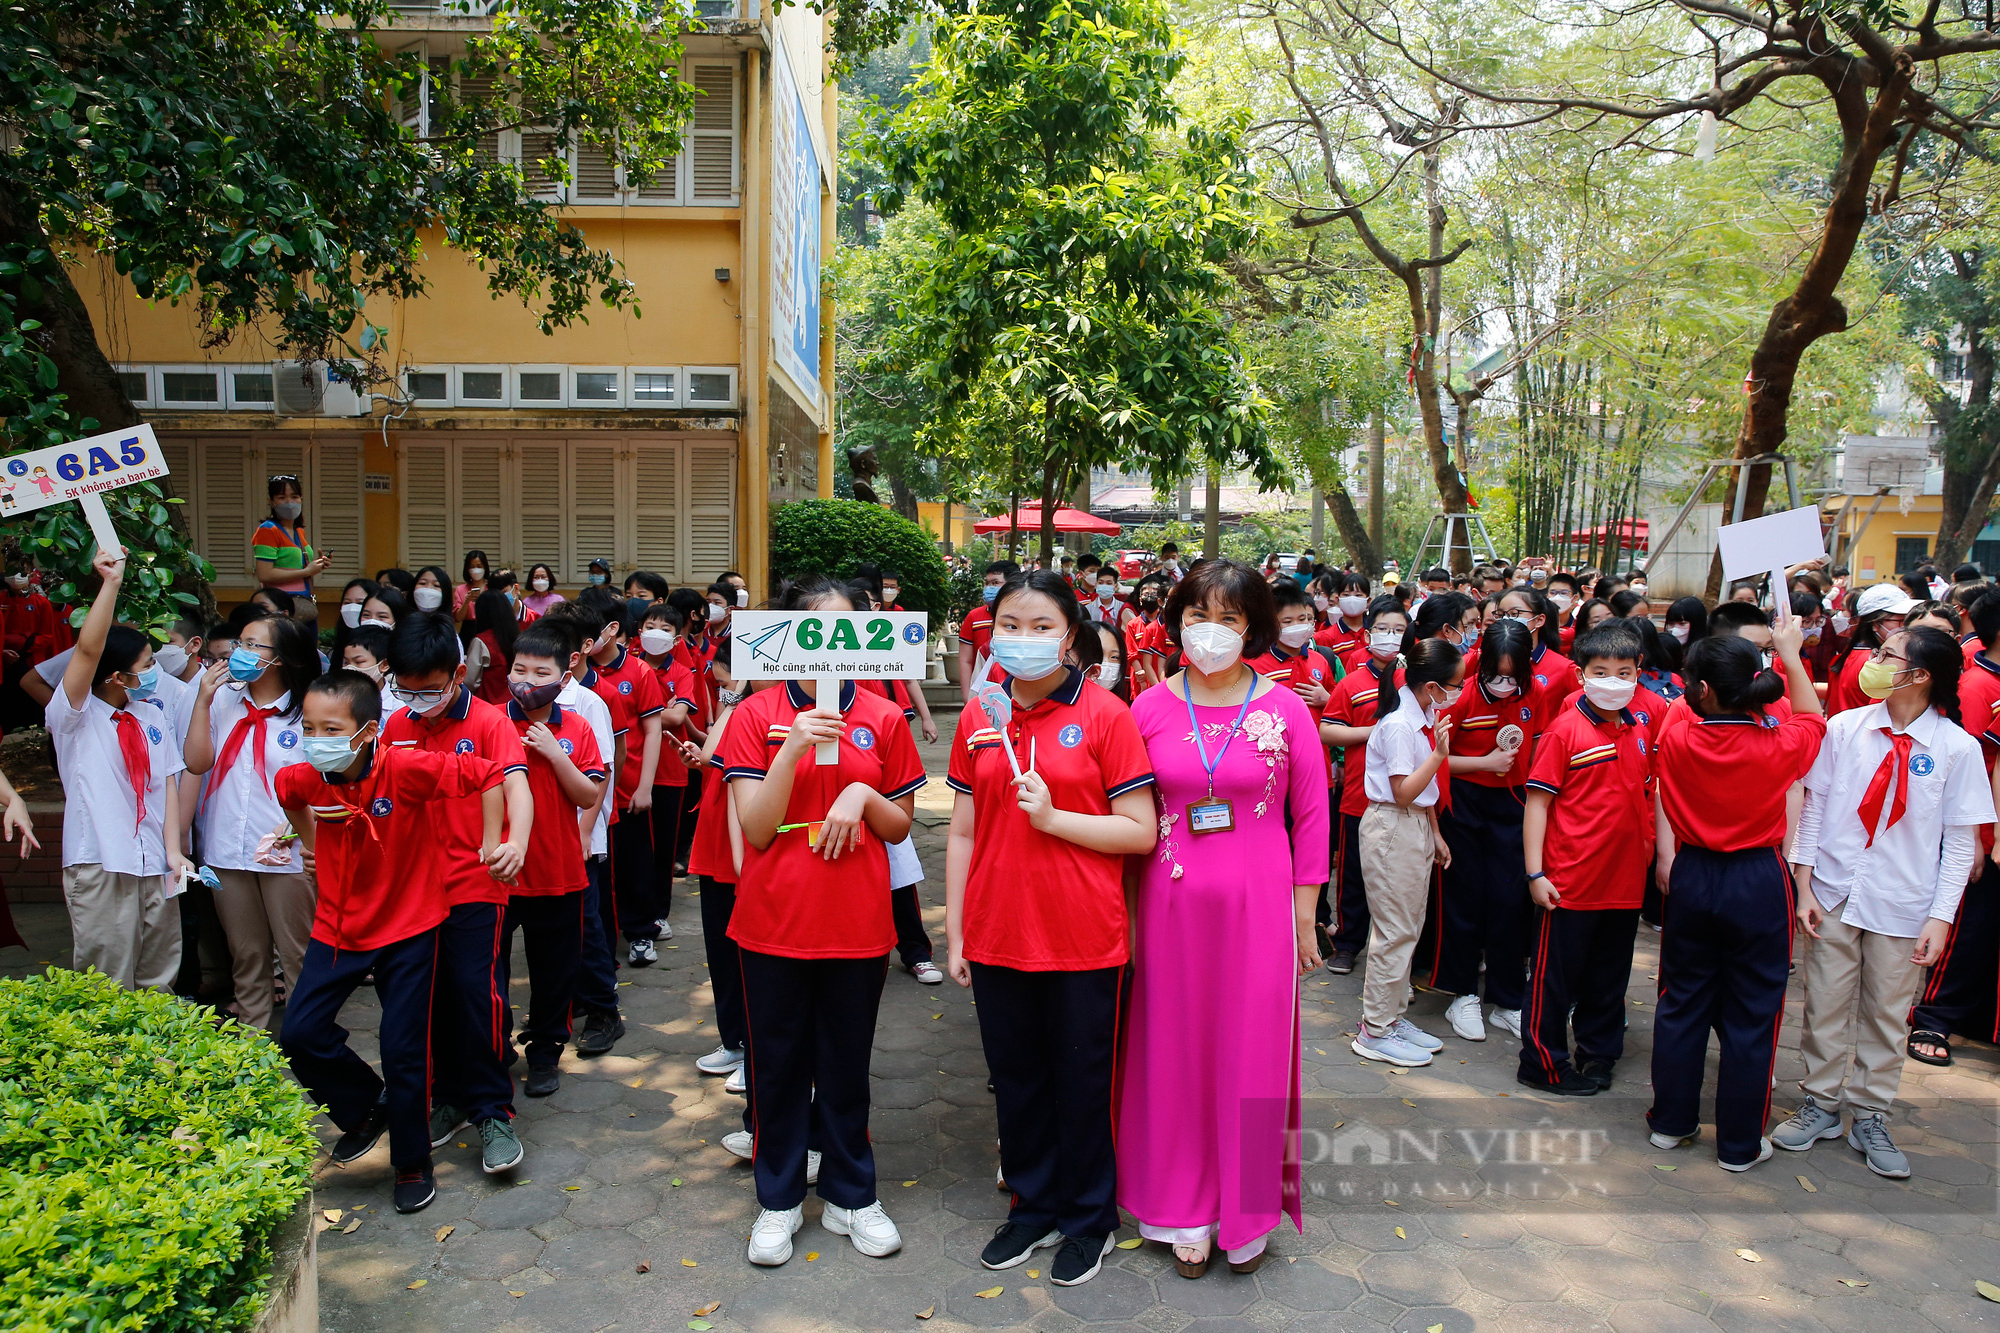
[1183,674,1258,799]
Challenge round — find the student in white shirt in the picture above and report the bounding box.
[49,547,190,991]
[182,613,323,1030]
[1778,626,1996,1178]
[1352,637,1462,1069]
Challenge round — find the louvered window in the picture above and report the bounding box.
[687,62,740,204]
[491,58,737,207]
[159,435,369,589]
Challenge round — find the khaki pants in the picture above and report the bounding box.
[63,864,180,992]
[1798,906,1923,1116]
[212,868,317,1031]
[1358,802,1436,1033]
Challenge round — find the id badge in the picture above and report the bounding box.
[1187,799,1235,835]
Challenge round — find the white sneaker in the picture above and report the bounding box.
[1719,1137,1775,1173]
[748,1205,803,1265]
[724,1065,746,1094]
[823,1200,902,1257]
[1352,1027,1432,1067]
[910,960,945,984]
[1444,995,1486,1042]
[722,1130,753,1161]
[996,1165,1008,1190]
[1649,1127,1699,1151]
[696,1044,746,1075]
[1390,1017,1443,1051]
[1488,1007,1522,1038]
[655,918,674,941]
[808,1150,821,1186]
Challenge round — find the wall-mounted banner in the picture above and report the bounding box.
[768,27,824,409]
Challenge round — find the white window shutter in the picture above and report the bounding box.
[460,73,502,168]
[633,146,679,203]
[685,441,737,584]
[514,439,566,575]
[629,441,684,582]
[520,129,565,201]
[687,62,739,205]
[400,441,451,570]
[569,442,619,583]
[572,136,621,203]
[310,437,366,583]
[200,439,253,583]
[452,442,507,564]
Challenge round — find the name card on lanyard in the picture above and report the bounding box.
[1183,678,1257,834]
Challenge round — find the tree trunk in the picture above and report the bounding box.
[1037,457,1058,566]
[1932,259,1997,570]
[1367,407,1385,554]
[1202,464,1221,560]
[1324,481,1378,578]
[886,470,920,522]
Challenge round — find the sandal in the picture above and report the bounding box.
[1229,1250,1268,1275]
[1172,1242,1210,1279]
[1907,1029,1953,1066]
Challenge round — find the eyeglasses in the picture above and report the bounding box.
[1868,648,1910,665]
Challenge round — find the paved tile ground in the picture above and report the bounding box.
[9,720,2000,1332]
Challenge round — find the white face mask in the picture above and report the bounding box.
[1630,583,1647,597]
[1090,662,1121,690]
[1312,594,1330,611]
[1667,623,1689,644]
[340,602,363,628]
[1831,611,1850,634]
[1429,685,1463,717]
[361,615,393,629]
[1581,676,1637,711]
[735,588,750,608]
[883,586,900,602]
[468,566,486,582]
[1549,592,1574,612]
[1368,630,1404,659]
[1180,622,1244,674]
[413,586,444,611]
[639,627,676,656]
[1485,677,1519,698]
[1338,595,1369,618]
[153,643,190,679]
[1279,623,1315,649]
[531,578,550,593]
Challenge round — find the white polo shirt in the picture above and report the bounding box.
[559,675,616,858]
[1795,702,1995,935]
[36,647,198,747]
[194,687,305,873]
[48,685,186,875]
[1363,687,1441,808]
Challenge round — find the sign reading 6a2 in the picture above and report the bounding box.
[731,609,928,680]
[0,424,170,518]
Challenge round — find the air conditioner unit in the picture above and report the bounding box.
[272,361,364,418]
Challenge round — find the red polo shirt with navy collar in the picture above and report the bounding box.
[647,654,699,790]
[505,699,606,896]
[275,746,504,951]
[1657,707,1825,851]
[381,685,530,907]
[720,681,927,959]
[1315,621,1366,657]
[1445,676,1539,789]
[1526,643,1582,732]
[1247,643,1336,723]
[946,668,1153,970]
[592,646,666,809]
[1524,696,1655,910]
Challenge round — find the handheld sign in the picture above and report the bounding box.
[1717,505,1825,626]
[729,609,928,765]
[0,424,171,564]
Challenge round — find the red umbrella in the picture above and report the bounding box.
[973,504,1122,536]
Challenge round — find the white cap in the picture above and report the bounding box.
[1853,582,1918,618]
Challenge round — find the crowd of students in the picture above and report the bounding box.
[29,495,2000,1276]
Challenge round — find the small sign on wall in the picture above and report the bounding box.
[364,473,392,494]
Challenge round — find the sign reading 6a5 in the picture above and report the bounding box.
[0,424,169,518]
[731,610,928,680]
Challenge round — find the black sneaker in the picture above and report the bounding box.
[392,1166,436,1214]
[330,1101,390,1165]
[576,1011,626,1057]
[1327,951,1356,975]
[524,1065,561,1098]
[1050,1233,1115,1286]
[1518,1069,1601,1097]
[1577,1057,1616,1091]
[980,1221,1061,1270]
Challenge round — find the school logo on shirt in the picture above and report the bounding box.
[278,730,299,749]
[617,680,633,695]
[1534,674,1548,687]
[455,739,475,755]
[559,737,575,755]
[1911,753,1935,777]
[851,726,876,750]
[1059,723,1085,748]
[370,797,394,816]
[1634,710,1650,726]
[146,724,163,744]
[1518,707,1533,722]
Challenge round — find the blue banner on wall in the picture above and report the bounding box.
[770,34,822,409]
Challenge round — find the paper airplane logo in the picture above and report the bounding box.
[741,620,792,665]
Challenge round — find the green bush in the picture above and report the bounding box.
[771,499,950,630]
[0,970,319,1333]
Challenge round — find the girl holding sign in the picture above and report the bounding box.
[1118,560,1329,1278]
[721,576,927,1267]
[943,569,1157,1286]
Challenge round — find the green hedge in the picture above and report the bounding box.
[771,499,950,630]
[0,970,318,1333]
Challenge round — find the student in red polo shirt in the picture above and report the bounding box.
[723,576,926,1268]
[276,671,511,1215]
[1315,573,1372,658]
[500,624,609,1100]
[573,588,669,962]
[1247,582,1336,725]
[944,570,1157,1286]
[957,561,1016,703]
[1649,622,1824,1170]
[1318,597,1409,972]
[1496,588,1581,733]
[1518,624,1655,1097]
[635,600,699,898]
[379,613,535,1175]
[1434,618,1539,1044]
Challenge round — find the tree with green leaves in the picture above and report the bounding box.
[1,0,700,627]
[868,0,1281,563]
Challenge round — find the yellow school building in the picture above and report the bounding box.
[72,1,836,606]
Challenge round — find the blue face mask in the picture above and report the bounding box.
[126,664,160,700]
[302,734,364,774]
[588,573,608,586]
[982,585,1000,604]
[228,645,271,682]
[989,634,1064,681]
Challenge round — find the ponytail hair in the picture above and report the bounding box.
[1412,592,1474,643]
[1506,587,1564,653]
[1682,636,1784,715]
[1377,637,1462,722]
[1477,618,1534,694]
[1900,625,1964,727]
